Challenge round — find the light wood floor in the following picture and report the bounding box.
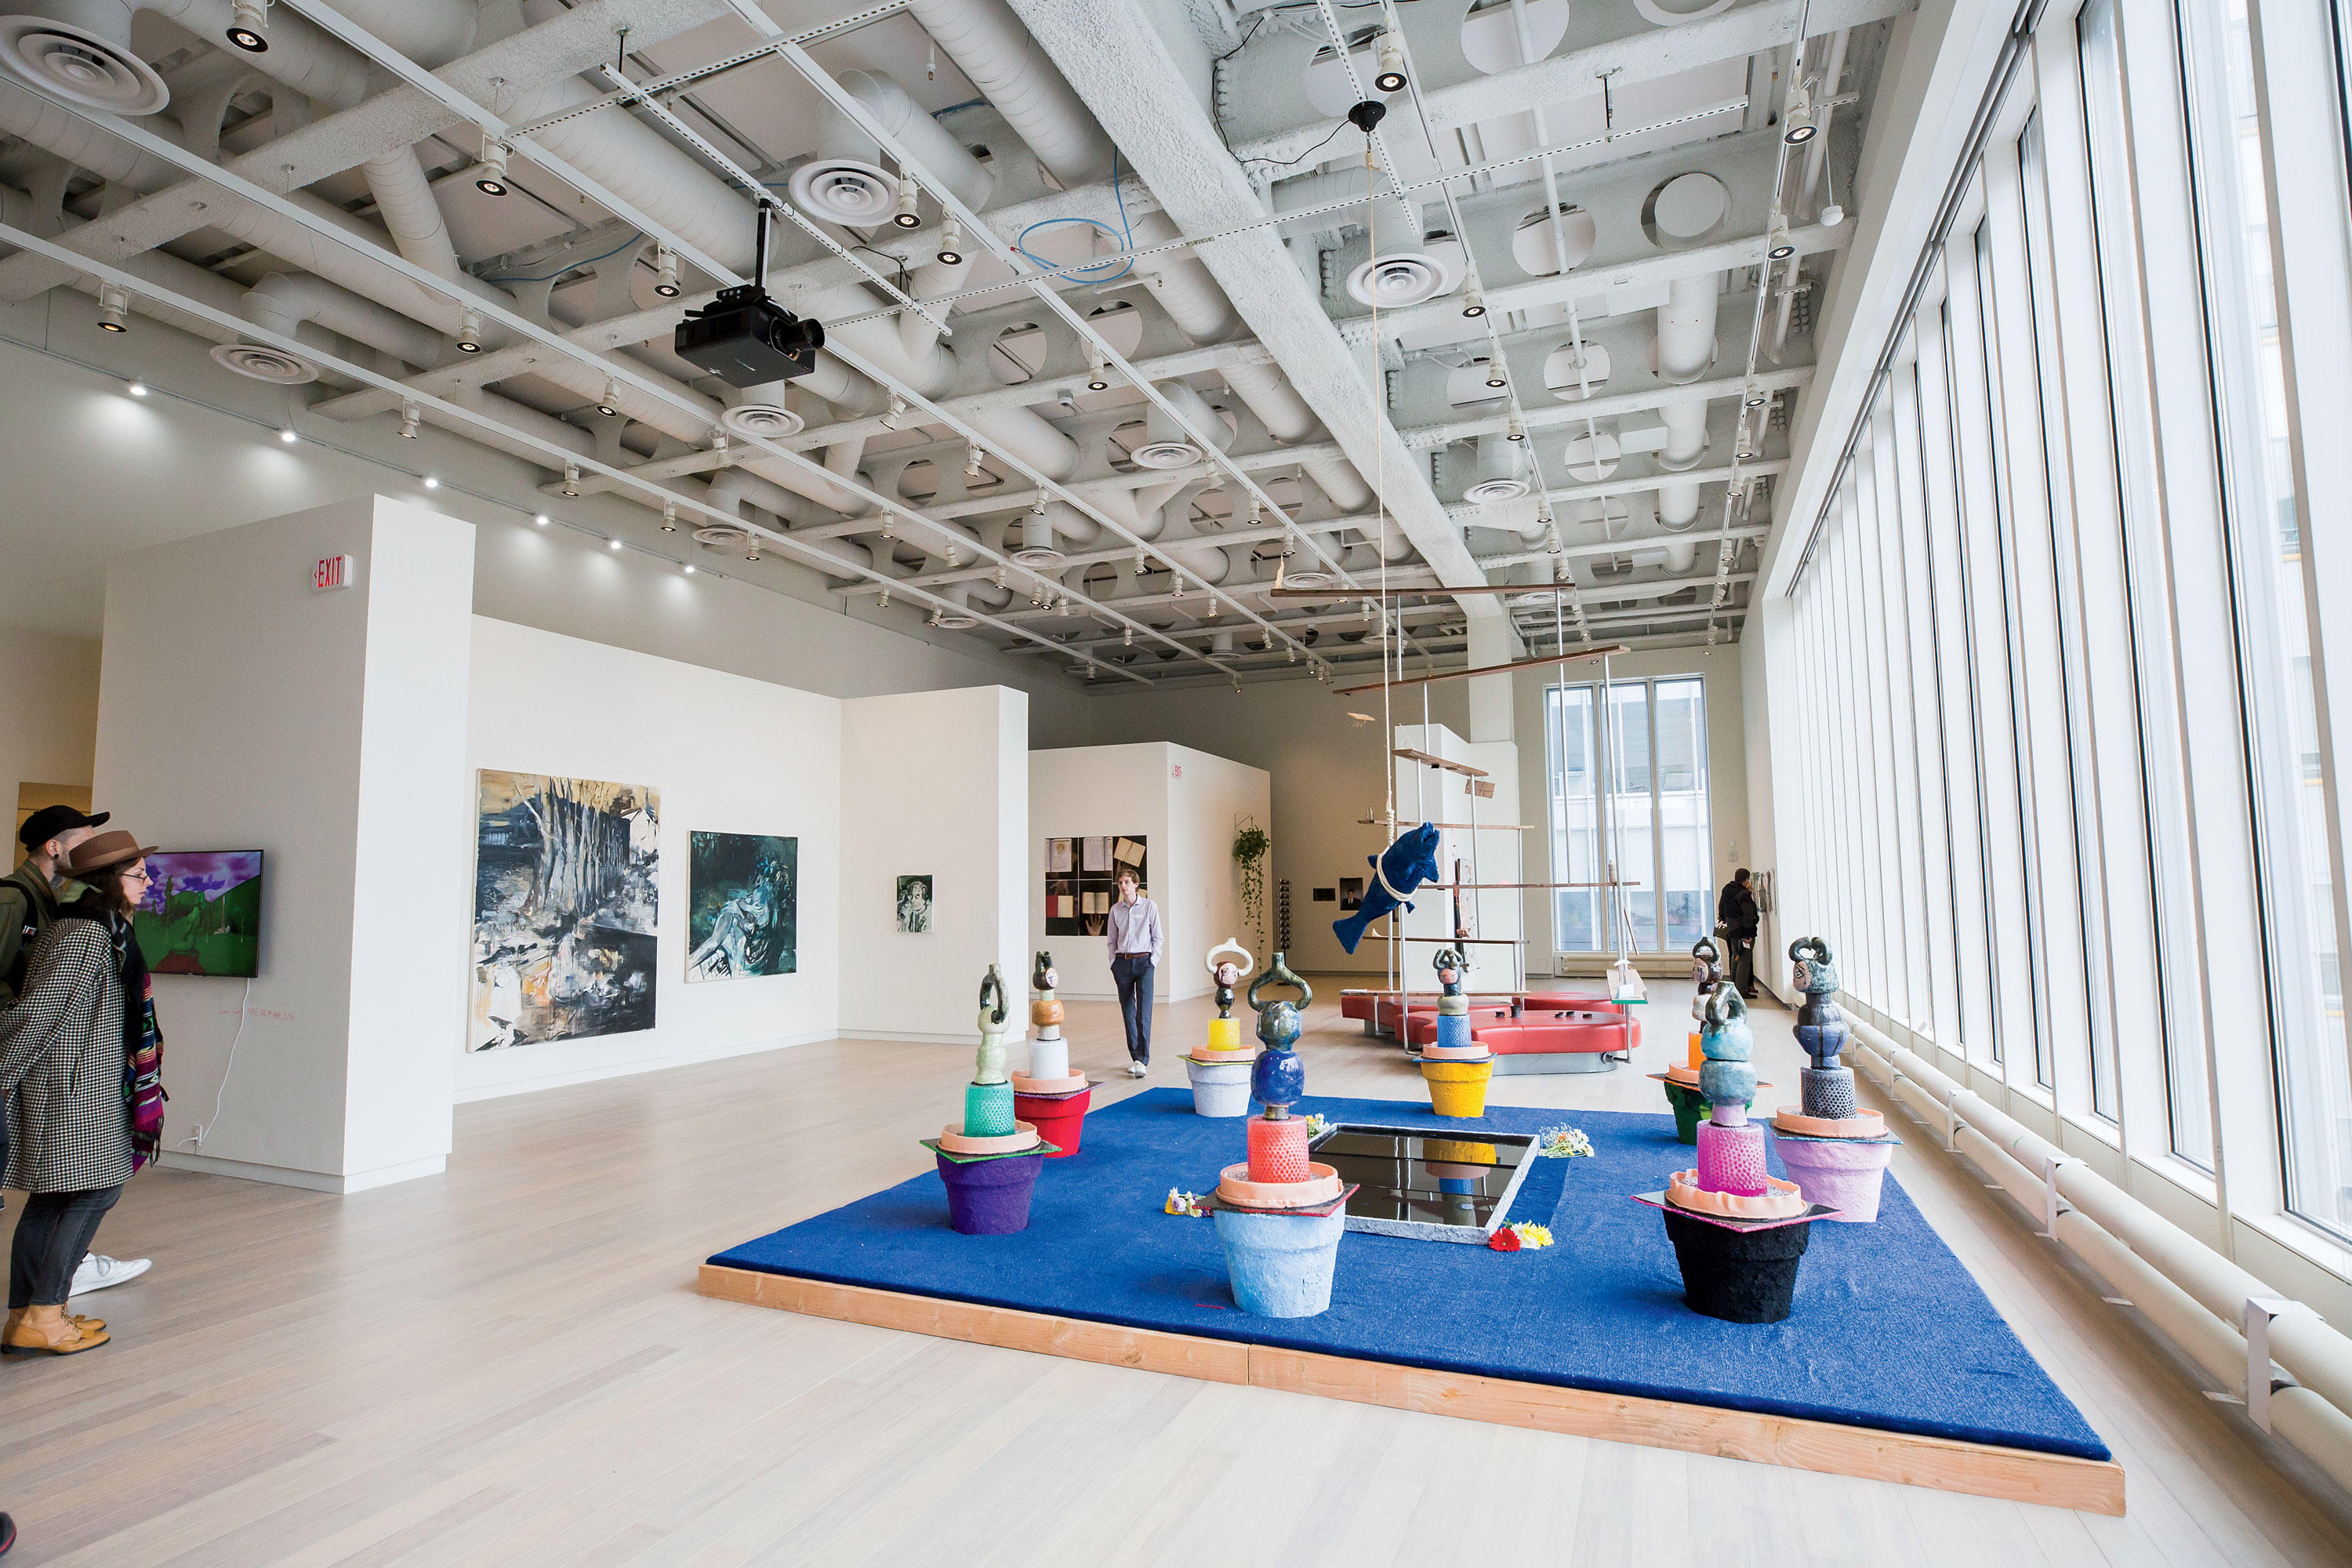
[4,980,2350,1566]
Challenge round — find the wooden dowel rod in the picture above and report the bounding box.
[1336,644,1632,696]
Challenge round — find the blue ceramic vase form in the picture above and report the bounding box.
[1246,953,1312,1112]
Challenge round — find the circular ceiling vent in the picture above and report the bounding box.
[787,157,898,227]
[692,524,753,546]
[1464,473,1530,505]
[0,15,169,114]
[1279,568,1335,590]
[1130,435,1203,469]
[934,610,978,630]
[1345,249,1455,310]
[209,341,317,384]
[720,401,803,440]
[1010,543,1064,565]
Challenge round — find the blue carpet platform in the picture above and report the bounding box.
[706,1090,2120,1511]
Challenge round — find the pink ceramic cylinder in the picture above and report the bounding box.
[1247,1116,1311,1183]
[1774,1136,1895,1221]
[1695,1120,1768,1196]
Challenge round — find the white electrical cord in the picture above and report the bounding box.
[180,976,251,1151]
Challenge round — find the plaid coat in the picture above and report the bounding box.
[0,919,134,1193]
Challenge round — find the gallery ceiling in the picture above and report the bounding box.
[0,0,1902,685]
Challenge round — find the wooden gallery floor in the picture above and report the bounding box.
[3,982,2350,1567]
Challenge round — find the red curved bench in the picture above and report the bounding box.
[1523,993,1627,1014]
[1402,1005,1515,1045]
[1473,1019,1642,1055]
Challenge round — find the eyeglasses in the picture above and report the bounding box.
[120,869,151,885]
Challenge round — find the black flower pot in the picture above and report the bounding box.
[1661,1209,1812,1323]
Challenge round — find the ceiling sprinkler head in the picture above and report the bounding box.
[893,178,922,229]
[456,305,484,353]
[1373,33,1406,94]
[935,217,964,267]
[474,134,510,198]
[652,245,681,298]
[96,282,129,332]
[596,377,619,417]
[227,0,270,52]
[397,401,421,438]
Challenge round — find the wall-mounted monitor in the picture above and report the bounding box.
[132,850,263,977]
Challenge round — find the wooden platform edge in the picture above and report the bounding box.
[695,1264,2125,1516]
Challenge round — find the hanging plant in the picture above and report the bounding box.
[1232,818,1270,951]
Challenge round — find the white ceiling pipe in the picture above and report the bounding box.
[706,466,821,528]
[906,0,1115,184]
[1124,208,1236,343]
[804,281,955,397]
[436,384,594,463]
[1465,430,1530,506]
[898,254,973,364]
[1134,379,1231,466]
[1221,356,1314,443]
[837,70,996,214]
[360,147,461,280]
[324,0,478,71]
[1302,452,1372,512]
[1044,498,1100,549]
[148,0,377,107]
[240,270,442,368]
[0,75,177,190]
[1652,271,1719,526]
[1210,629,1234,656]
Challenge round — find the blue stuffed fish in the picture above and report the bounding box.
[1333,822,1443,953]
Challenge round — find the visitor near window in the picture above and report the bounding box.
[1717,869,1759,1000]
[1105,869,1161,1077]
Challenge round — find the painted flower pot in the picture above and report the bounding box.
[934,1149,1045,1236]
[1660,1209,1811,1323]
[1014,1087,1091,1160]
[1662,1079,1709,1143]
[1773,1134,1893,1221]
[1214,1207,1347,1318]
[1421,1058,1494,1118]
[1186,1057,1256,1117]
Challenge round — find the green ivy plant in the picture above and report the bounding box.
[1232,818,1271,952]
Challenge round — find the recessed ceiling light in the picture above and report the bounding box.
[279,426,297,443]
[609,538,622,550]
[684,563,695,574]
[534,513,549,527]
[125,380,147,397]
[423,475,439,488]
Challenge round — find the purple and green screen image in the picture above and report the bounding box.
[132,850,263,977]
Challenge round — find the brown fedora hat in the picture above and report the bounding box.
[67,830,158,877]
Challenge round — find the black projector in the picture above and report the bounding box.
[673,285,825,387]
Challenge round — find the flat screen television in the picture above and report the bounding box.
[131,850,263,977]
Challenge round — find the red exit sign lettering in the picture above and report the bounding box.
[312,554,356,592]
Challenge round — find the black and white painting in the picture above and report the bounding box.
[688,832,797,981]
[471,771,659,1050]
[895,874,933,934]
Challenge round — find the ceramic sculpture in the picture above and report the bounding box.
[1332,822,1442,953]
[1647,985,1827,1322]
[1210,953,1355,1316]
[1417,946,1494,1117]
[1769,937,1898,1220]
[1653,937,1742,1143]
[1012,950,1091,1158]
[1183,938,1260,1116]
[923,965,1054,1232]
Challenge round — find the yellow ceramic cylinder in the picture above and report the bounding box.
[1421,1060,1494,1119]
[1207,1017,1241,1052]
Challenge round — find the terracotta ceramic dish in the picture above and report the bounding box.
[1772,1107,1889,1139]
[938,1120,1044,1156]
[1214,1161,1345,1209]
[1664,1168,1809,1220]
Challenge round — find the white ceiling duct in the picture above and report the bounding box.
[1012,504,1062,564]
[0,73,175,190]
[720,382,812,441]
[789,69,995,228]
[1131,381,1230,470]
[1303,452,1372,513]
[906,0,1114,184]
[209,341,317,383]
[1463,430,1530,505]
[1345,197,1459,310]
[0,1,168,115]
[706,467,819,529]
[362,147,461,280]
[898,252,972,365]
[240,271,443,369]
[1653,275,1719,525]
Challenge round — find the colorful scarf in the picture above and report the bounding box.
[107,912,165,1171]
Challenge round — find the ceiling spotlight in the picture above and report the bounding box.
[1743,383,1767,409]
[1123,626,1134,648]
[880,395,906,430]
[596,376,620,417]
[456,305,483,353]
[684,563,696,574]
[423,475,439,489]
[892,178,922,229]
[877,585,889,607]
[474,133,510,198]
[1461,284,1486,319]
[652,245,681,299]
[1373,31,1408,95]
[1767,219,1795,261]
[1484,361,1507,389]
[534,513,550,527]
[397,401,421,438]
[1505,412,1526,442]
[935,217,964,267]
[1781,86,1817,146]
[279,426,297,444]
[966,446,985,478]
[660,500,677,532]
[125,379,147,397]
[562,463,580,497]
[227,0,270,52]
[710,430,730,466]
[96,283,129,332]
[609,537,622,550]
[1086,349,1108,391]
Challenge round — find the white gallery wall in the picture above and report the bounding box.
[839,686,1029,1044]
[1160,747,1274,1002]
[0,626,100,824]
[93,495,475,1192]
[453,618,845,1101]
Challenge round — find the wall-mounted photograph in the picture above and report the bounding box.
[688,832,797,981]
[1338,877,1364,912]
[895,874,933,933]
[471,771,659,1049]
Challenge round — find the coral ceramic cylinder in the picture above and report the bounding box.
[1247,1116,1311,1183]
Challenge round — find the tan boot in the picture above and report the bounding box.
[6,1305,103,1336]
[1,1302,108,1356]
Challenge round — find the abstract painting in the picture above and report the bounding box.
[133,850,263,977]
[470,771,659,1050]
[688,832,797,981]
[895,874,933,933]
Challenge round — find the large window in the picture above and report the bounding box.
[1545,677,1714,955]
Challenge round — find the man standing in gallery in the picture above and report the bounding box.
[1105,868,1162,1078]
[1717,868,1761,1000]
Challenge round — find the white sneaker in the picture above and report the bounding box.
[70,1254,151,1297]
[1127,1061,1149,1078]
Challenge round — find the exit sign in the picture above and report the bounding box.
[312,554,356,592]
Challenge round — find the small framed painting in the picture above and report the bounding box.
[896,874,934,933]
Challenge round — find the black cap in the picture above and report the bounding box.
[19,804,109,851]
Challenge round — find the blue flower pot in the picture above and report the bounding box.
[1214,1207,1346,1317]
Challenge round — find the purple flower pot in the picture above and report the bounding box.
[935,1149,1046,1235]
[1774,1134,1894,1222]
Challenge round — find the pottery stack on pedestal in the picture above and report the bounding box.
[1647,986,1828,1322]
[1210,954,1356,1316]
[1659,938,1725,1142]
[923,965,1054,1233]
[1011,950,1091,1158]
[1183,939,1260,1116]
[1417,947,1494,1118]
[1769,937,1899,1221]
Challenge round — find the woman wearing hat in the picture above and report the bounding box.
[0,830,167,1356]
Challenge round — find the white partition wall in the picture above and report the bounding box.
[93,495,475,1192]
[1389,724,1524,996]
